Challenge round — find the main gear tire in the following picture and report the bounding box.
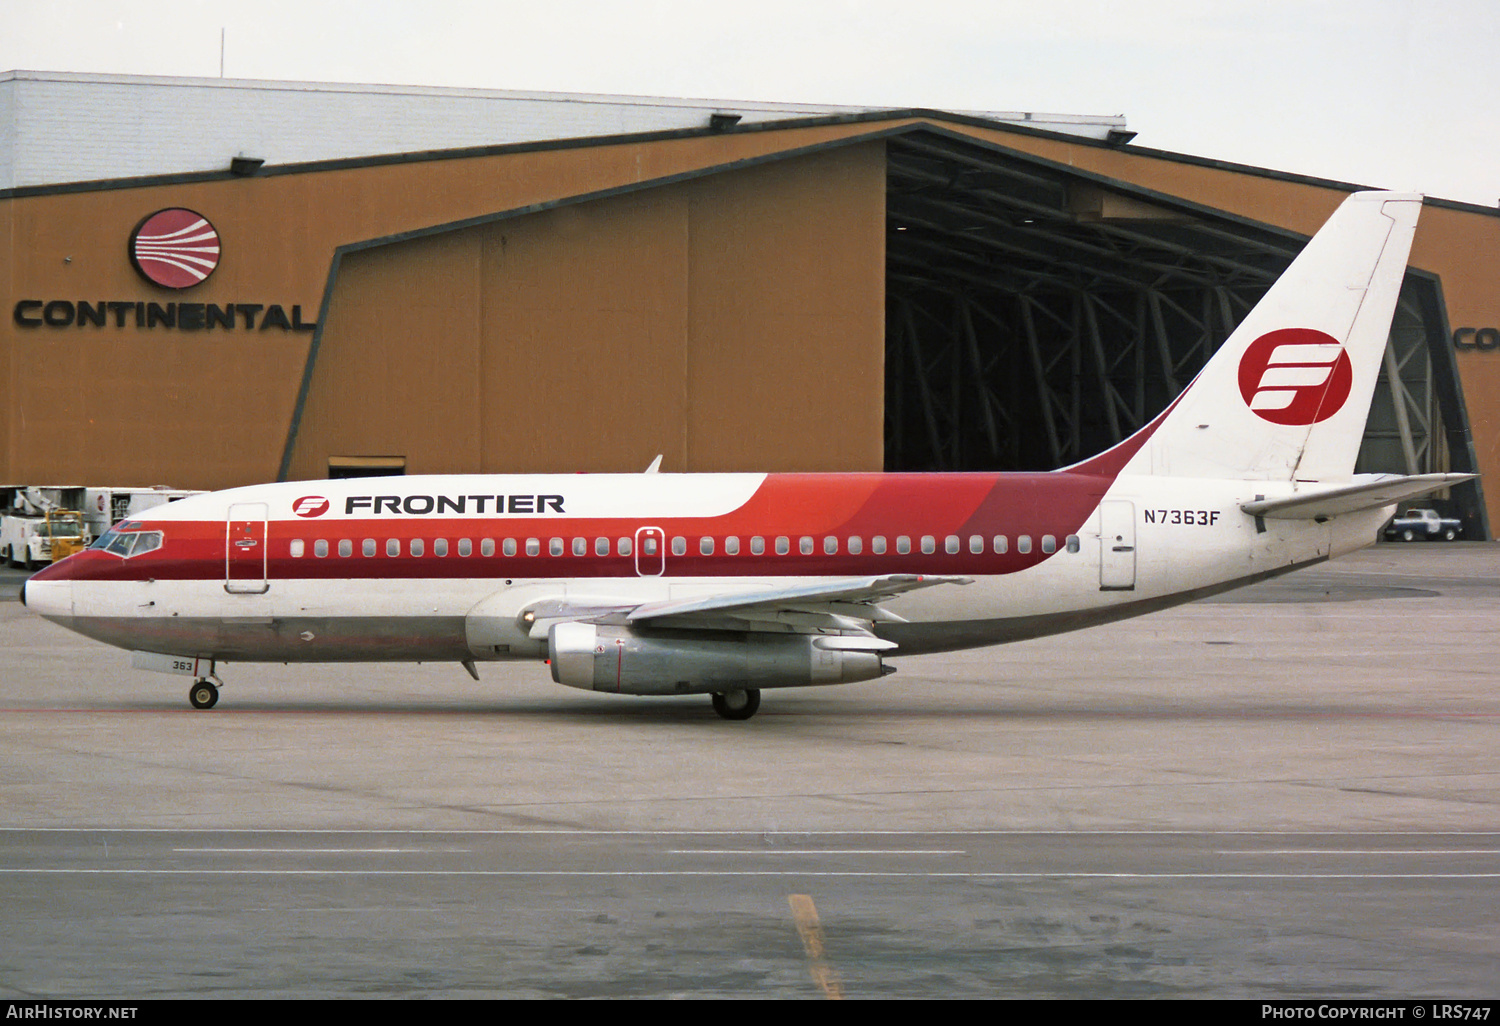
[711,688,761,721]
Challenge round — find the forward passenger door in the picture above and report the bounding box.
[225,503,270,594]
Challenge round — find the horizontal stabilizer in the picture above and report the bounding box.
[1240,473,1476,520]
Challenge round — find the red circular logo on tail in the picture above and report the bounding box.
[129,208,222,289]
[292,496,330,518]
[1237,328,1352,425]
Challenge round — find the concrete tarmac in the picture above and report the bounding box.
[0,544,1496,998]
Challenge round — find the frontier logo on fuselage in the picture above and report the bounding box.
[292,496,330,518]
[345,494,567,516]
[1237,328,1352,426]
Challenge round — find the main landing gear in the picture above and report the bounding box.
[189,678,221,710]
[711,688,761,721]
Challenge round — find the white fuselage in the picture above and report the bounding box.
[22,472,1391,665]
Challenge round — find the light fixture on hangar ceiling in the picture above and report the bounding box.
[708,113,742,131]
[228,155,264,176]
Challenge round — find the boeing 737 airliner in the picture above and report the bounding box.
[22,192,1471,718]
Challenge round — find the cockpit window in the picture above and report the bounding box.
[92,528,164,558]
[104,533,137,557]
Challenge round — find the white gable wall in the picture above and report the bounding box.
[0,71,1127,190]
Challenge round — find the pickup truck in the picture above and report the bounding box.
[1383,508,1462,542]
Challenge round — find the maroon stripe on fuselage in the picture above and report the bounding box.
[34,470,1123,584]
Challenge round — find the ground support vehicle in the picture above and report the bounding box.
[1,509,90,568]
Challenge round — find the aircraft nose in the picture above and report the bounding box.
[21,576,73,621]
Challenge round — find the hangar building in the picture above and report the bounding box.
[3,72,1496,535]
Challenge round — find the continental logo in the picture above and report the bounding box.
[12,205,317,333]
[129,208,221,289]
[343,494,566,515]
[13,300,316,332]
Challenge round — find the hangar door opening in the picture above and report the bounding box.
[881,131,1483,536]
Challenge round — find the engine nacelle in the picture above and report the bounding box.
[548,622,891,695]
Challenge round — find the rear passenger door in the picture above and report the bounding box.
[1099,500,1136,591]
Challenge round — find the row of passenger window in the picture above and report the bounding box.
[288,533,1083,558]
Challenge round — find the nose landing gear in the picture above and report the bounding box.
[189,678,221,709]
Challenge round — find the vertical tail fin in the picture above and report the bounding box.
[1125,191,1421,482]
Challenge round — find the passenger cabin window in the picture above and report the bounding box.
[618,537,632,557]
[751,536,766,555]
[314,539,329,558]
[848,536,863,555]
[896,536,911,555]
[503,538,516,557]
[725,536,740,555]
[549,538,564,556]
[872,536,887,555]
[671,537,686,557]
[824,536,837,555]
[799,536,814,555]
[362,539,376,557]
[525,538,539,556]
[993,535,1008,554]
[339,539,353,557]
[434,539,449,557]
[572,538,586,557]
[290,539,305,558]
[1017,535,1032,554]
[775,537,789,555]
[1041,535,1057,554]
[969,535,983,554]
[481,539,495,557]
[944,535,959,554]
[596,537,610,557]
[459,538,473,557]
[1066,534,1081,553]
[386,539,400,557]
[410,539,425,557]
[921,536,936,555]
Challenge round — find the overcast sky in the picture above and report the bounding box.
[4,0,1497,206]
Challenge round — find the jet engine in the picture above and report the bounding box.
[547,622,892,695]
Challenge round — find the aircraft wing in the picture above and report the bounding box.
[626,574,971,624]
[1240,473,1477,520]
[521,574,971,641]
